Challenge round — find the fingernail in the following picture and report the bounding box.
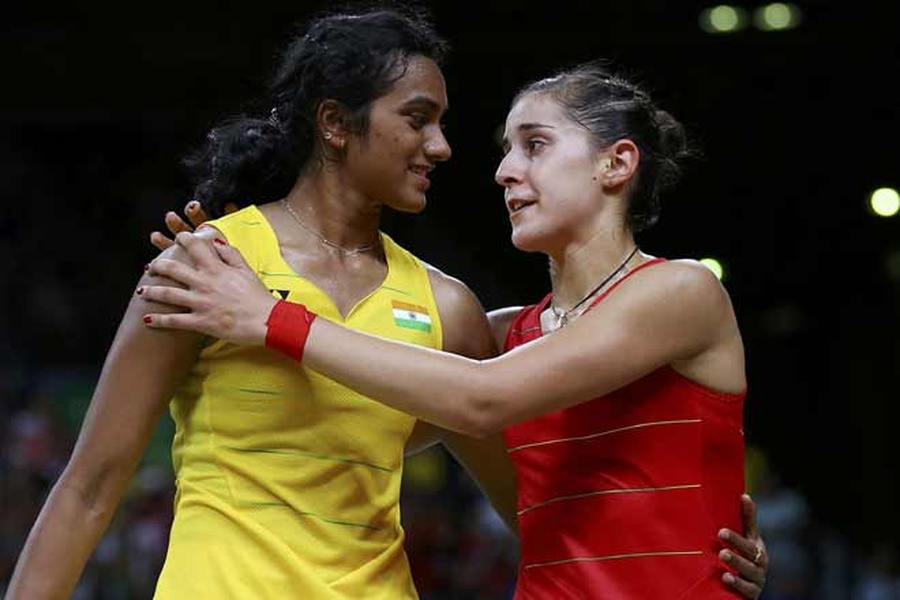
[136,287,144,295]
[721,550,732,561]
[143,316,152,324]
[723,573,734,584]
[144,264,150,271]
[718,529,729,540]
[188,201,198,210]
[213,238,226,246]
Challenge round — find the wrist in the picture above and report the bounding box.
[265,300,317,362]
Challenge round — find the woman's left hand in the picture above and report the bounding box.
[139,231,276,346]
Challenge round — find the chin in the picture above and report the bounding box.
[510,229,544,253]
[390,194,428,214]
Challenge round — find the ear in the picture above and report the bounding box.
[316,99,350,150]
[598,139,640,189]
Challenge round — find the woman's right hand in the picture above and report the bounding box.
[150,201,210,251]
[141,232,276,347]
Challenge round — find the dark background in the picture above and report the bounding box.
[1,0,898,594]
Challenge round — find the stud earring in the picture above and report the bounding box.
[323,131,333,140]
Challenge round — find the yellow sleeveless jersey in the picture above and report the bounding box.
[154,205,442,599]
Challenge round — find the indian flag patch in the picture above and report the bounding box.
[392,300,432,332]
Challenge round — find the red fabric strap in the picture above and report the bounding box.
[265,300,317,362]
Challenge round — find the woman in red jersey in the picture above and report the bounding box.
[7,8,517,599]
[141,63,766,598]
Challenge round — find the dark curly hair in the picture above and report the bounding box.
[184,5,449,218]
[514,62,692,232]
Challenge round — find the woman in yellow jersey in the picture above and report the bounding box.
[8,7,767,600]
[7,8,507,599]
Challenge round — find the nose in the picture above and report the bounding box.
[494,151,521,188]
[424,126,452,163]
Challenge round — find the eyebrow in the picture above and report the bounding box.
[518,122,555,132]
[500,122,555,149]
[401,95,446,113]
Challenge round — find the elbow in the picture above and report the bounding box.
[441,364,513,439]
[57,461,128,523]
[455,392,508,439]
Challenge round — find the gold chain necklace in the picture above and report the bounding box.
[550,246,640,328]
[280,199,379,257]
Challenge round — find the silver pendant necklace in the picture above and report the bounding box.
[550,246,640,328]
[281,199,378,257]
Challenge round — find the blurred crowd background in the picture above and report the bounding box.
[1,384,898,598]
[2,0,898,597]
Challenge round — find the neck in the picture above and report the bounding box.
[280,171,382,250]
[548,222,638,310]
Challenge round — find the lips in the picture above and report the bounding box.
[506,198,536,214]
[409,165,432,191]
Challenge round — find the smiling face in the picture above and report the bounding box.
[344,55,451,213]
[496,92,612,253]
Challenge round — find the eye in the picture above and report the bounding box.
[525,138,546,154]
[407,112,429,130]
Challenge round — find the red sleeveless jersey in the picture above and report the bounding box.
[503,259,745,599]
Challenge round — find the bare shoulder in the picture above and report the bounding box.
[423,263,484,315]
[423,263,496,359]
[646,260,744,391]
[634,257,741,349]
[424,258,521,354]
[626,258,731,312]
[650,258,724,288]
[669,259,735,313]
[594,258,738,352]
[149,227,228,293]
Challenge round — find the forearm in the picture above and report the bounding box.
[305,317,501,436]
[443,431,519,537]
[7,475,122,598]
[141,239,517,434]
[8,267,203,597]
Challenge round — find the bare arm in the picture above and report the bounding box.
[404,424,519,537]
[300,260,741,437]
[152,216,521,532]
[6,245,207,598]
[141,238,742,437]
[420,269,519,535]
[401,302,764,593]
[139,235,765,596]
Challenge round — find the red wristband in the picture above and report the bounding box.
[265,300,317,362]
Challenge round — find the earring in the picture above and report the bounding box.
[601,158,612,170]
[323,131,333,140]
